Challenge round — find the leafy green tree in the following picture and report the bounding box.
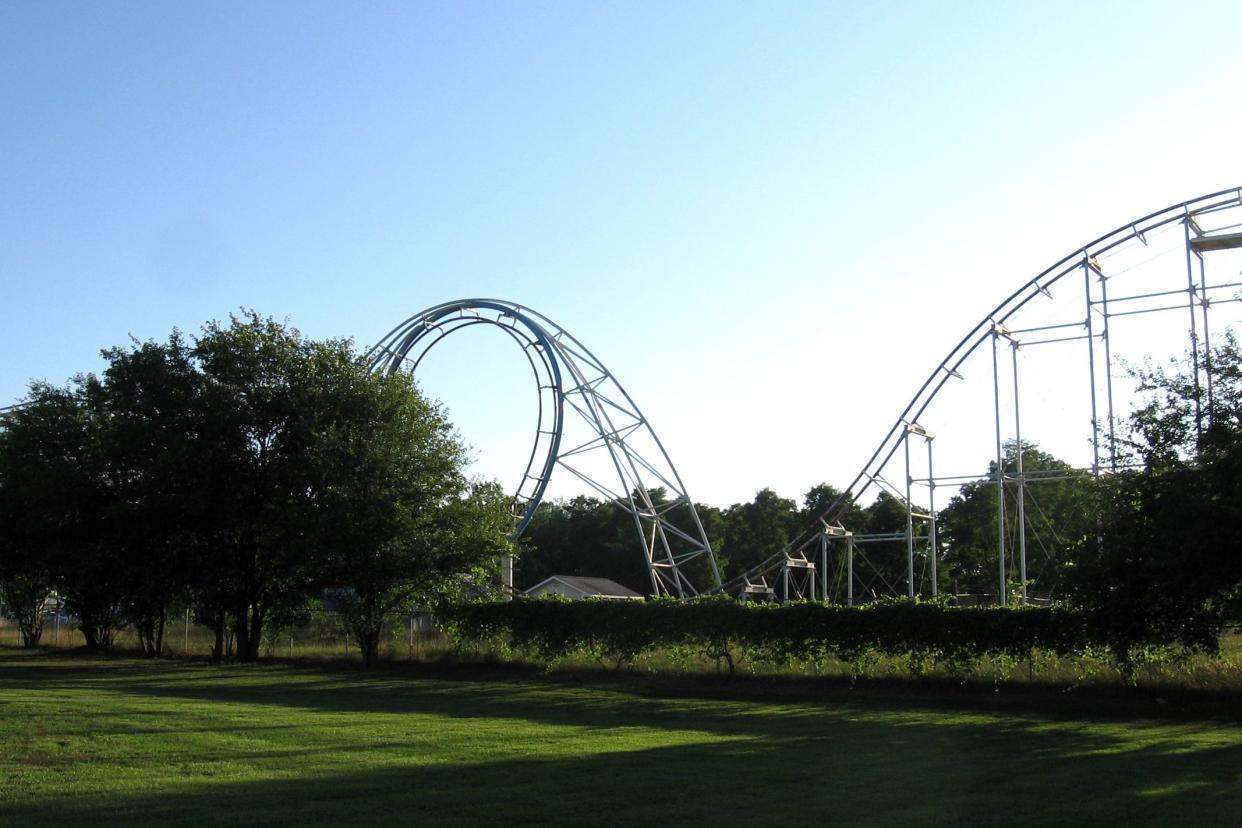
[799,482,866,530]
[0,381,126,649]
[518,494,649,593]
[0,387,83,647]
[516,487,724,595]
[313,358,512,669]
[186,314,337,661]
[4,312,503,664]
[845,491,915,600]
[94,334,204,656]
[1069,333,1242,657]
[720,488,799,579]
[938,442,1094,599]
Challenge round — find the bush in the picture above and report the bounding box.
[440,597,1098,676]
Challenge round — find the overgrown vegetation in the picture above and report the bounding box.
[442,596,1139,677]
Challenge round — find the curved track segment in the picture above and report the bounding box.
[723,186,1242,601]
[368,299,722,597]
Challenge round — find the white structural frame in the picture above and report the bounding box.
[368,299,722,597]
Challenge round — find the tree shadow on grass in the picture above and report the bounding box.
[1,724,1240,827]
[3,649,1242,751]
[3,652,1241,825]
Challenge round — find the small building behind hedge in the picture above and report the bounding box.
[523,575,643,600]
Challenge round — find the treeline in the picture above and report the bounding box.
[0,313,512,667]
[519,451,1095,601]
[519,484,927,595]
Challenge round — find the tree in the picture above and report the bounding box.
[518,493,655,594]
[93,334,204,656]
[3,312,501,664]
[938,442,1094,599]
[184,314,336,661]
[798,482,866,530]
[314,358,512,669]
[0,381,124,649]
[0,387,80,647]
[720,488,799,579]
[1068,333,1242,657]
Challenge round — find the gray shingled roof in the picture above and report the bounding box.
[532,575,644,598]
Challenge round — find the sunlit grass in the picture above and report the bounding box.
[1,648,1240,826]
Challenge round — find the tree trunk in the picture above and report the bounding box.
[14,600,44,648]
[210,612,226,664]
[1,579,47,648]
[154,606,166,656]
[232,602,266,662]
[361,629,380,670]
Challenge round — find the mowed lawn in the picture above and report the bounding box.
[1,649,1240,826]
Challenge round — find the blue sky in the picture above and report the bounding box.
[3,1,1241,508]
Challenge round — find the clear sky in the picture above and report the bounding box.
[3,1,1241,509]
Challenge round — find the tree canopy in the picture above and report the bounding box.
[0,313,511,666]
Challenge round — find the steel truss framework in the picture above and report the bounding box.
[722,186,1242,603]
[368,299,722,597]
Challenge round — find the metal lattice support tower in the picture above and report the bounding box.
[367,299,722,597]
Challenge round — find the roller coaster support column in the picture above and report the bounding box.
[1098,260,1118,471]
[904,427,915,598]
[1084,259,1102,478]
[1183,211,1205,446]
[819,531,828,601]
[1011,339,1027,605]
[926,430,938,598]
[848,533,855,606]
[821,522,853,604]
[991,323,1008,605]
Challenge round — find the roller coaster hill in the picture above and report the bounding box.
[369,187,1242,606]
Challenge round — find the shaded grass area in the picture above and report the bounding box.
[1,648,1240,826]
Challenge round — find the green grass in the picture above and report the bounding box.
[2,648,1240,826]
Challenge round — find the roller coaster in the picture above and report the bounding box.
[371,186,1242,602]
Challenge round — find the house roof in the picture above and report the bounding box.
[525,575,644,599]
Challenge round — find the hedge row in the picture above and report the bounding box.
[439,597,1103,675]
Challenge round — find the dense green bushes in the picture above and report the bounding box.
[441,596,1107,676]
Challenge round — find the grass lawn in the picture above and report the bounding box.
[1,648,1240,826]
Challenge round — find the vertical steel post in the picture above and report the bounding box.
[1098,265,1118,471]
[184,608,190,654]
[926,435,938,598]
[991,327,1007,605]
[1084,260,1101,478]
[1012,341,1027,605]
[820,531,828,602]
[1183,215,1204,447]
[1197,248,1214,419]
[500,554,514,599]
[904,428,915,598]
[847,534,855,607]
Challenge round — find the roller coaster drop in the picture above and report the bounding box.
[372,186,1242,602]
